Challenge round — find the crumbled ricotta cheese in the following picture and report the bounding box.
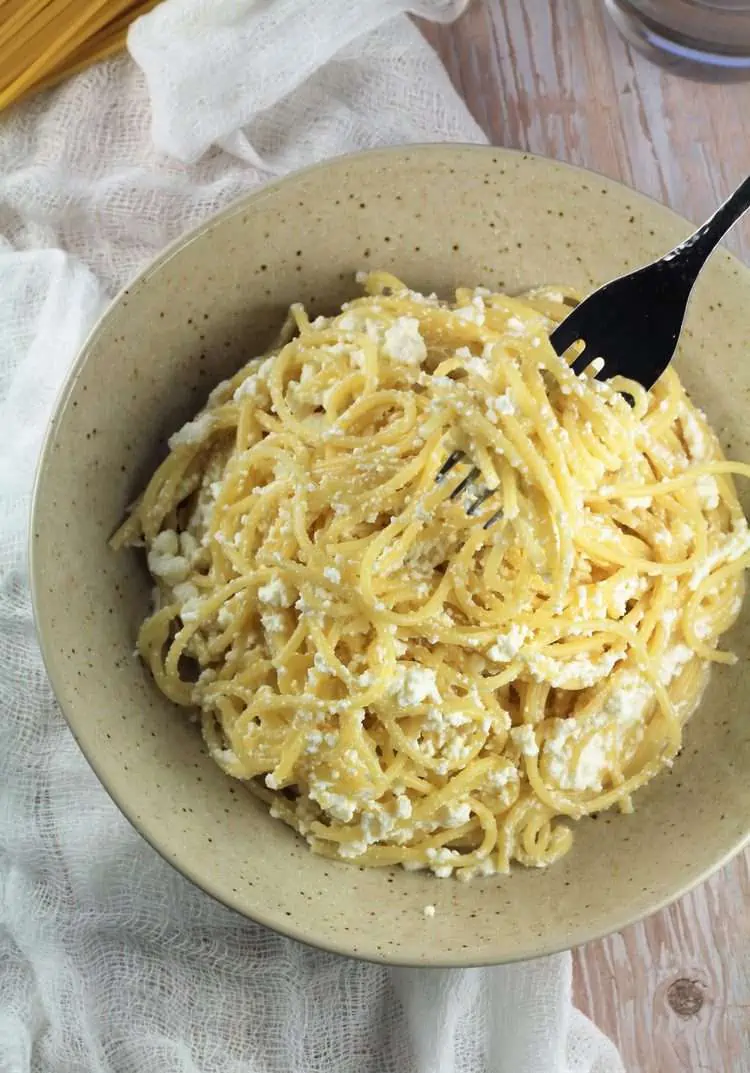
[425,846,461,878]
[542,671,653,791]
[658,644,693,684]
[338,840,369,859]
[609,575,646,618]
[360,804,398,843]
[179,531,198,561]
[309,784,360,823]
[150,530,178,555]
[168,412,215,449]
[455,856,498,882]
[173,581,199,604]
[423,904,436,918]
[147,530,190,585]
[438,801,472,828]
[487,623,528,663]
[680,409,707,460]
[570,736,609,792]
[382,317,427,365]
[406,290,439,305]
[233,374,260,401]
[258,576,294,608]
[690,520,750,590]
[179,597,202,623]
[323,566,341,583]
[510,724,538,757]
[464,355,490,378]
[391,664,441,707]
[487,766,516,791]
[446,711,472,727]
[486,391,515,421]
[261,611,285,634]
[696,475,720,510]
[455,297,486,325]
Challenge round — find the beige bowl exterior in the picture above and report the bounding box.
[31,146,750,966]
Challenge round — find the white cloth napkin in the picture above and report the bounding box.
[0,3,626,1071]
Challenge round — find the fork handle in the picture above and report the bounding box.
[668,174,750,276]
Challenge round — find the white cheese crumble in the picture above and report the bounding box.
[659,644,693,685]
[456,857,498,882]
[179,597,202,624]
[233,374,260,401]
[425,846,461,878]
[543,671,653,791]
[423,904,436,918]
[261,611,285,634]
[690,519,750,590]
[510,724,538,757]
[464,355,490,378]
[487,623,528,663]
[487,766,516,791]
[179,531,198,561]
[173,581,199,604]
[382,317,427,365]
[486,391,515,421]
[680,409,707,460]
[609,575,646,617]
[454,297,486,325]
[391,664,441,707]
[569,736,608,792]
[309,784,361,823]
[438,801,472,828]
[258,576,294,608]
[323,566,341,583]
[696,475,720,510]
[168,412,215,449]
[147,530,190,585]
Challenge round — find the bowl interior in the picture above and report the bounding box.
[31,146,750,965]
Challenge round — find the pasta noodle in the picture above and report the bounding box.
[0,0,160,112]
[113,272,750,879]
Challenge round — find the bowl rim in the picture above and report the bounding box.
[29,143,750,966]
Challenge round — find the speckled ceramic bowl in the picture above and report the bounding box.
[31,146,750,966]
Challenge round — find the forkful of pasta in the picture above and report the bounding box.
[436,175,750,523]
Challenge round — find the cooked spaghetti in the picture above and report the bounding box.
[113,272,750,878]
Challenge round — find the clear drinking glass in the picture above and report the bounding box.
[604,0,750,79]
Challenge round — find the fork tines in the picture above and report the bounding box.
[433,451,502,528]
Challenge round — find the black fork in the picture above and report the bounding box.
[549,175,750,388]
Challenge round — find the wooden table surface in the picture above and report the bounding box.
[421,3,750,1070]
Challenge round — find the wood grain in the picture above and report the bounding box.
[421,2,750,1069]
